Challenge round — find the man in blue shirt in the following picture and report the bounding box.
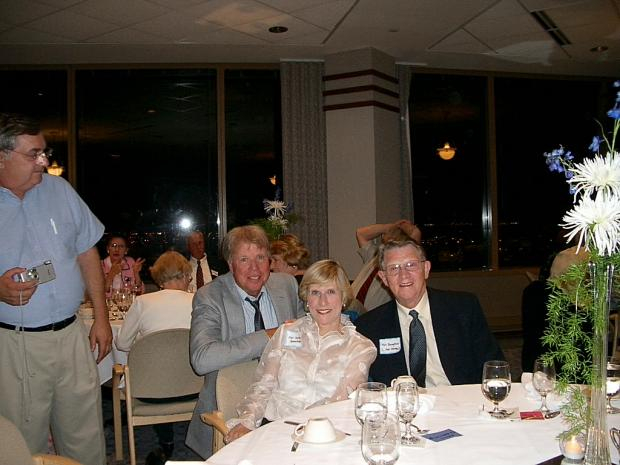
[0,114,112,465]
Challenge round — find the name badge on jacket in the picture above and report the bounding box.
[379,337,401,355]
[284,330,302,348]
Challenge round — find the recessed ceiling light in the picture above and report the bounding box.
[388,28,399,33]
[590,45,608,52]
[269,26,288,33]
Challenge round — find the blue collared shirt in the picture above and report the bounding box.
[234,283,279,334]
[0,174,104,327]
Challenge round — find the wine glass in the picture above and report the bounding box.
[113,288,133,319]
[607,357,620,414]
[395,381,420,445]
[361,412,400,465]
[532,358,556,413]
[355,382,388,426]
[481,360,511,418]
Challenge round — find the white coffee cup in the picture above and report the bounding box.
[294,417,337,443]
[391,375,416,389]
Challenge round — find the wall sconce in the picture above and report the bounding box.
[437,142,456,160]
[46,160,64,176]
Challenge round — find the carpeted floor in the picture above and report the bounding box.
[104,331,523,464]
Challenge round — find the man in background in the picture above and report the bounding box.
[187,230,213,291]
[0,113,111,465]
[351,220,421,312]
[185,225,304,458]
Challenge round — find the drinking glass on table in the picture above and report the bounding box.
[481,360,511,418]
[113,288,133,319]
[395,381,420,445]
[361,412,400,465]
[532,358,556,414]
[607,357,620,414]
[355,382,388,426]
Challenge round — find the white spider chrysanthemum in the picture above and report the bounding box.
[561,193,620,256]
[263,199,287,218]
[568,152,620,199]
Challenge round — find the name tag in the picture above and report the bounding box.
[284,330,302,348]
[379,337,401,355]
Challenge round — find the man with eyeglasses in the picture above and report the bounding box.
[355,239,503,388]
[186,225,305,458]
[0,114,111,465]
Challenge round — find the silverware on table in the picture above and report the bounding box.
[291,440,299,452]
[283,420,351,436]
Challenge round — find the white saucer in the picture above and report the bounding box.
[291,430,347,444]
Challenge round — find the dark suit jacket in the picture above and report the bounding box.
[354,287,504,386]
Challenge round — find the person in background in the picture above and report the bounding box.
[116,250,194,461]
[224,259,376,443]
[187,230,213,292]
[185,225,305,458]
[269,233,310,284]
[101,235,144,296]
[351,220,421,312]
[0,113,111,465]
[355,239,503,388]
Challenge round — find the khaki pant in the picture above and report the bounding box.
[0,320,106,465]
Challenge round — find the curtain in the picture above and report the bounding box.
[280,61,328,262]
[397,64,414,220]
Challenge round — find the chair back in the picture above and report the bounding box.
[127,328,203,399]
[215,359,259,420]
[0,415,34,465]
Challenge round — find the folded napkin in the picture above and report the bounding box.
[348,389,436,415]
[521,372,568,410]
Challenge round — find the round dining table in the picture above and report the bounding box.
[200,383,620,465]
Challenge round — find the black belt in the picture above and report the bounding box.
[0,315,76,332]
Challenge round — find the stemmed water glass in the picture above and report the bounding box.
[355,382,388,426]
[481,360,511,418]
[395,381,420,445]
[113,288,133,319]
[532,358,556,414]
[361,412,400,465]
[607,357,620,414]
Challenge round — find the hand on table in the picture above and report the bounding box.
[0,268,38,306]
[224,424,251,444]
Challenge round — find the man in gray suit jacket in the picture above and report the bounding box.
[185,225,305,458]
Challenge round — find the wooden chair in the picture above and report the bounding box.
[200,359,258,453]
[0,415,83,465]
[112,328,203,465]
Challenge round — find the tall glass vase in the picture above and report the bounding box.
[584,261,614,465]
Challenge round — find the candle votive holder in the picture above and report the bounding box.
[559,434,585,464]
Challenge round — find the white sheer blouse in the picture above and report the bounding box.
[228,314,377,430]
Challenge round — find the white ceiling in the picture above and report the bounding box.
[0,0,619,76]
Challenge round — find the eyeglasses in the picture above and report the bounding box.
[109,243,127,249]
[10,147,53,162]
[384,260,425,276]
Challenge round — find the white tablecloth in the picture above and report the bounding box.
[200,383,620,465]
[80,317,127,385]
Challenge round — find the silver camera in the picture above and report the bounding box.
[16,260,56,284]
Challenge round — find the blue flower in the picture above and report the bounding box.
[609,107,620,120]
[589,136,601,152]
[544,146,573,173]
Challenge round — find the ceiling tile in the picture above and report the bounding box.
[36,0,84,7]
[276,29,333,45]
[519,0,590,13]
[466,13,541,40]
[292,0,355,29]
[186,26,267,44]
[429,29,492,53]
[134,11,223,40]
[1,0,58,25]
[232,13,326,42]
[258,0,334,12]
[147,0,207,7]
[24,10,120,40]
[487,31,564,58]
[546,0,618,28]
[0,25,72,43]
[67,0,171,27]
[185,0,282,27]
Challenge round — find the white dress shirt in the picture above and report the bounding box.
[396,290,451,387]
[189,255,212,292]
[235,284,279,333]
